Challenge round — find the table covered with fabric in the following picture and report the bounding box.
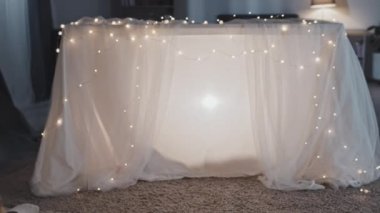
[31,17,380,196]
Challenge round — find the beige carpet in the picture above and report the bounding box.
[1,162,380,213]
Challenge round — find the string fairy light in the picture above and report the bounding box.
[53,16,359,193]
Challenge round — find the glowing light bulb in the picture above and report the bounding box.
[69,38,75,43]
[94,18,99,23]
[64,98,68,102]
[299,65,304,70]
[343,145,348,149]
[124,163,128,167]
[233,14,236,17]
[97,50,101,54]
[126,24,131,29]
[197,57,201,61]
[322,175,327,179]
[89,30,93,34]
[321,33,325,37]
[328,40,333,45]
[328,129,333,134]
[144,35,149,39]
[191,20,195,24]
[151,29,156,34]
[60,24,65,29]
[162,39,167,44]
[271,44,276,48]
[231,55,236,59]
[56,48,60,53]
[110,178,114,182]
[203,21,208,24]
[280,60,285,64]
[317,155,320,159]
[58,31,62,36]
[263,50,268,54]
[219,20,224,24]
[304,141,308,145]
[315,57,321,63]
[315,103,319,107]
[94,69,98,73]
[77,188,80,192]
[212,49,216,53]
[316,74,321,78]
[202,95,219,110]
[123,109,127,113]
[314,20,318,24]
[307,29,311,33]
[97,187,101,191]
[250,49,255,53]
[129,125,133,128]
[332,86,336,90]
[131,144,134,148]
[315,126,319,130]
[257,16,261,20]
[139,44,143,48]
[78,83,83,87]
[130,36,136,42]
[41,132,45,137]
[56,118,63,126]
[248,11,252,15]
[115,39,119,42]
[333,112,337,117]
[177,50,183,55]
[355,158,358,162]
[313,95,317,99]
[318,116,322,120]
[281,25,288,32]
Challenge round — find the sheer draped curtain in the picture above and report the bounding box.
[32,18,380,196]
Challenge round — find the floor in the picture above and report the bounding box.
[1,82,380,212]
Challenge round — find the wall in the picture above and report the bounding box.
[182,0,380,29]
[284,0,380,30]
[50,0,110,27]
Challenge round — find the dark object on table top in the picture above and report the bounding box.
[217,14,299,22]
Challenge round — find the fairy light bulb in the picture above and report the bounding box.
[144,35,149,39]
[41,132,45,137]
[219,20,224,24]
[197,57,201,61]
[318,116,322,120]
[212,49,216,53]
[94,69,98,73]
[110,178,114,182]
[56,118,63,127]
[131,144,134,148]
[58,31,62,36]
[109,33,114,37]
[281,25,288,32]
[270,15,274,19]
[77,188,80,192]
[257,16,261,20]
[322,175,327,179]
[203,21,208,25]
[94,18,99,23]
[124,163,128,167]
[60,24,65,29]
[231,55,236,59]
[89,30,93,34]
[129,125,133,128]
[271,44,276,48]
[97,187,101,191]
[299,65,304,70]
[343,145,348,149]
[280,60,285,64]
[126,24,131,29]
[355,158,359,162]
[123,109,127,113]
[130,36,136,42]
[64,98,68,102]
[328,129,333,134]
[69,38,75,43]
[56,48,60,53]
[315,126,319,130]
[333,112,337,117]
[263,50,268,54]
[250,49,255,53]
[317,155,321,159]
[315,57,321,63]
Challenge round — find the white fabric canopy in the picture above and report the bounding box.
[31,17,380,196]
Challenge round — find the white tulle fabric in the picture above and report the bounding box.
[31,17,380,196]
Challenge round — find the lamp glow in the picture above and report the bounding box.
[202,95,219,110]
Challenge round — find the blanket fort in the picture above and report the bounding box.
[31,17,380,196]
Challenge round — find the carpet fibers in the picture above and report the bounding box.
[1,162,380,213]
